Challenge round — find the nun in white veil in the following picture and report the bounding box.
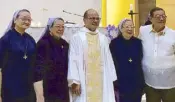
[0,9,40,102]
[35,17,70,102]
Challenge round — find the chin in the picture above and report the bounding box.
[57,32,63,35]
[93,26,98,30]
[59,34,63,36]
[88,28,96,32]
[128,34,133,37]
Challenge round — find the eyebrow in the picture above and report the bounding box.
[54,24,64,26]
[19,16,31,18]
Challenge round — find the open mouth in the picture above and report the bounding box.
[127,31,133,35]
[57,31,63,34]
[23,24,30,27]
[92,23,98,26]
[158,21,165,23]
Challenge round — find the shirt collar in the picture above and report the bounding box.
[149,25,167,36]
[81,27,99,35]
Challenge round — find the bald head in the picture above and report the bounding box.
[83,9,100,31]
[83,9,99,19]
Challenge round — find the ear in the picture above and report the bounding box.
[49,27,52,32]
[83,18,86,23]
[149,15,153,21]
[14,19,17,24]
[49,27,53,35]
[120,28,124,33]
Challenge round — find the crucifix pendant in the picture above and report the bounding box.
[23,54,28,59]
[129,58,132,63]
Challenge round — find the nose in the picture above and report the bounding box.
[128,27,133,30]
[94,17,100,22]
[60,27,64,31]
[159,16,165,21]
[24,20,31,24]
[94,18,98,22]
[58,26,64,30]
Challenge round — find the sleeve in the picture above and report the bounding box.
[0,36,9,69]
[139,40,143,60]
[105,38,117,82]
[172,31,175,54]
[138,26,143,40]
[174,43,175,54]
[34,40,48,82]
[109,40,118,71]
[67,35,81,87]
[31,41,37,82]
[109,40,118,89]
[138,40,145,86]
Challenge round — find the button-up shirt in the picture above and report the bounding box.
[139,25,175,89]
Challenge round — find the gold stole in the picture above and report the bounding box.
[86,32,103,102]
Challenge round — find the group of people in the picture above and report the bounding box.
[0,6,174,102]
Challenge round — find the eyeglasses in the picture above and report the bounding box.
[153,14,167,20]
[53,25,65,29]
[123,26,135,29]
[87,17,101,21]
[18,17,32,22]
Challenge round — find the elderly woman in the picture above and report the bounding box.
[109,19,145,102]
[0,9,38,102]
[35,18,69,102]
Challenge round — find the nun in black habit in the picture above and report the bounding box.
[35,17,69,102]
[110,19,145,102]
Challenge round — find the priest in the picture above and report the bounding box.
[68,9,117,102]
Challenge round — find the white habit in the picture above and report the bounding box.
[68,27,117,102]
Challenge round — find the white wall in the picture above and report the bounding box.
[0,0,101,36]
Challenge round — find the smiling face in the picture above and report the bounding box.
[121,20,134,38]
[150,8,166,30]
[50,19,65,37]
[83,9,100,31]
[14,10,32,30]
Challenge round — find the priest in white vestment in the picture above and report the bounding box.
[67,9,117,102]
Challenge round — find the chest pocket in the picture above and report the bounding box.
[159,38,175,56]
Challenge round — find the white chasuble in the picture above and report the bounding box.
[68,27,117,102]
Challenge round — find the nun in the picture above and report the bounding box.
[35,17,69,102]
[109,19,145,102]
[0,9,38,102]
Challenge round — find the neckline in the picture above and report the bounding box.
[12,28,27,37]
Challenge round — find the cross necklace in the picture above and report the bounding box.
[23,37,28,60]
